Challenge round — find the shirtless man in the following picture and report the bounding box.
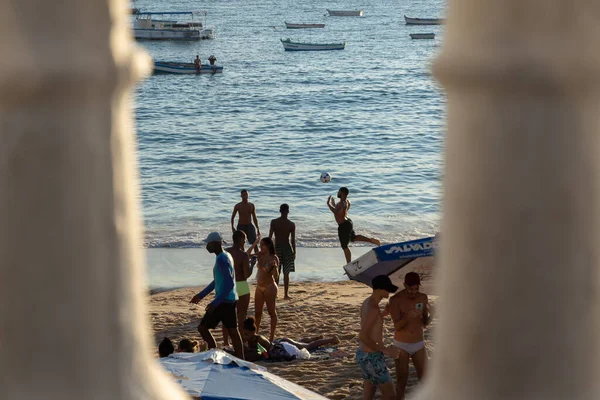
[193,55,201,73]
[327,187,381,263]
[269,203,296,300]
[357,275,400,400]
[231,189,260,245]
[388,272,431,400]
[222,230,251,346]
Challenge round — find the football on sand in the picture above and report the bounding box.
[320,172,331,183]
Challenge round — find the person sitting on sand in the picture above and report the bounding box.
[357,275,400,400]
[240,317,340,362]
[327,187,381,263]
[158,337,175,358]
[269,203,296,300]
[248,236,279,342]
[222,230,252,347]
[177,338,199,353]
[388,272,430,400]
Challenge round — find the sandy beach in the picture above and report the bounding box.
[149,262,438,399]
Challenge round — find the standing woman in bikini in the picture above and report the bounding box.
[248,236,279,342]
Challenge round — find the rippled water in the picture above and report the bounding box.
[134,0,447,248]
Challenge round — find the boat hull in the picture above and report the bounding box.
[281,40,345,51]
[134,28,213,40]
[153,62,223,74]
[404,16,444,25]
[410,33,435,39]
[326,9,363,17]
[285,22,325,29]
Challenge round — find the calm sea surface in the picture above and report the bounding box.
[134,0,447,250]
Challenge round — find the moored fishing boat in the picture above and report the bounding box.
[280,38,345,51]
[134,11,214,40]
[284,22,326,29]
[410,33,435,39]
[153,61,223,74]
[404,15,444,25]
[326,9,363,17]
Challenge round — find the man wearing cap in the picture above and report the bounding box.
[269,203,296,300]
[357,275,400,400]
[388,272,430,400]
[190,232,244,359]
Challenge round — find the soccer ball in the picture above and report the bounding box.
[320,172,331,183]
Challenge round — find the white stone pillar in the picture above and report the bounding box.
[417,1,600,399]
[0,1,188,399]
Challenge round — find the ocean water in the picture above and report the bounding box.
[134,0,447,252]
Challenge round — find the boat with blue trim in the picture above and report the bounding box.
[153,61,223,74]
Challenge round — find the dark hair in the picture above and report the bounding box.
[158,337,175,358]
[243,317,257,332]
[178,338,198,353]
[280,203,289,213]
[240,189,248,195]
[232,230,246,244]
[261,237,275,255]
[339,187,349,196]
[404,272,421,286]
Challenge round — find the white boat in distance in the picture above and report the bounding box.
[281,38,345,51]
[404,15,444,25]
[326,9,363,17]
[410,33,435,39]
[154,61,223,74]
[285,22,325,29]
[134,11,214,40]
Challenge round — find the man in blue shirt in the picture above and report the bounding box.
[191,232,244,359]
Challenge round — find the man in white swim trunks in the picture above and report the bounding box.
[388,272,430,400]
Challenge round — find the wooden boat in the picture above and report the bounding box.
[281,38,345,51]
[284,22,325,29]
[410,33,435,39]
[404,15,444,25]
[326,9,363,17]
[153,61,223,74]
[134,11,214,40]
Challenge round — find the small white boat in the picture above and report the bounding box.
[153,61,223,74]
[284,22,325,29]
[326,9,363,17]
[134,11,215,40]
[281,38,345,51]
[410,33,435,39]
[404,15,444,25]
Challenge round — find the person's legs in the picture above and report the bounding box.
[264,284,278,342]
[338,221,353,263]
[343,247,352,263]
[352,235,381,247]
[394,350,410,400]
[283,273,291,299]
[303,336,340,350]
[198,324,216,349]
[379,382,396,400]
[254,288,265,334]
[227,328,244,360]
[411,347,428,381]
[222,325,230,346]
[362,381,376,400]
[237,292,250,329]
[298,334,324,342]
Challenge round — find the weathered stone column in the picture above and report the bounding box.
[0,1,188,399]
[417,1,600,399]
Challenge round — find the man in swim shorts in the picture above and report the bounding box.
[190,232,244,359]
[327,187,381,263]
[222,230,252,346]
[388,272,430,400]
[357,275,400,400]
[231,189,260,245]
[269,203,296,300]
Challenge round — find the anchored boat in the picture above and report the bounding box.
[326,9,363,17]
[410,33,435,39]
[153,61,223,74]
[284,22,325,29]
[281,38,345,51]
[133,11,214,40]
[404,15,444,25]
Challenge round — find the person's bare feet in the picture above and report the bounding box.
[284,295,292,300]
[332,335,340,345]
[372,238,381,246]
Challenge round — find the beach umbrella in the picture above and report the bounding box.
[343,236,437,286]
[159,349,329,400]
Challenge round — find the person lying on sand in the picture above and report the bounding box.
[240,317,340,362]
[158,337,175,358]
[177,338,200,353]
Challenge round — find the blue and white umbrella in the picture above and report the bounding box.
[159,350,329,400]
[343,236,437,286]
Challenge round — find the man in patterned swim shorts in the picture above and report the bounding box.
[357,275,400,399]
